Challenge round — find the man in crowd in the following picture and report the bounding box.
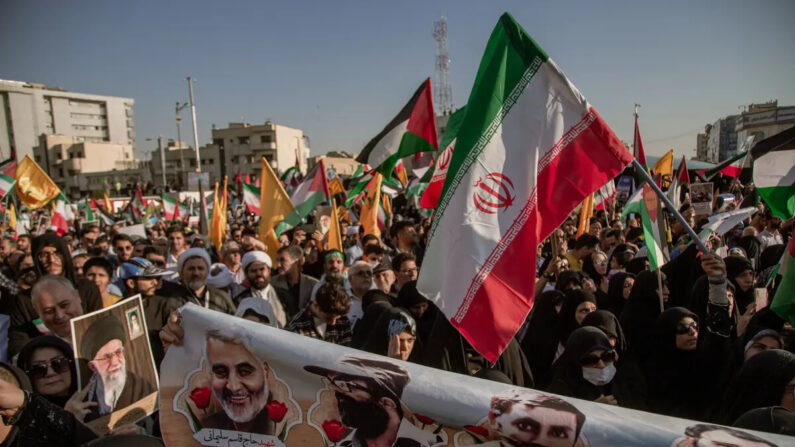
[347,261,374,328]
[391,253,418,295]
[565,234,599,271]
[286,280,352,346]
[81,315,155,421]
[271,245,318,319]
[373,262,395,295]
[758,209,784,252]
[389,221,424,264]
[112,234,135,266]
[174,248,236,314]
[233,251,286,327]
[166,226,187,268]
[220,242,244,286]
[30,275,83,343]
[362,244,386,266]
[16,234,31,254]
[202,327,278,435]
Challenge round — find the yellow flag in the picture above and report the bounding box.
[575,193,594,239]
[15,155,60,210]
[328,177,345,197]
[653,149,674,188]
[259,158,295,261]
[359,172,382,238]
[103,191,112,213]
[327,198,343,252]
[6,203,16,230]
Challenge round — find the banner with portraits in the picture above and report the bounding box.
[71,294,159,434]
[160,304,788,447]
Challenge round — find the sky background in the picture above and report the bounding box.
[1,0,793,161]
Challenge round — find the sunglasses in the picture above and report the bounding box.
[26,356,72,380]
[580,350,617,367]
[676,321,698,335]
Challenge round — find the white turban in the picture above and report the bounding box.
[241,250,272,273]
[177,247,211,274]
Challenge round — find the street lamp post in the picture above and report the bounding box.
[176,101,189,187]
[186,77,202,173]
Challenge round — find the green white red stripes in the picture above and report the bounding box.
[416,13,632,362]
[274,160,329,236]
[640,183,666,271]
[752,127,795,219]
[771,228,795,325]
[162,194,178,220]
[242,183,261,216]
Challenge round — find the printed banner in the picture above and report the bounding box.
[691,182,714,216]
[71,295,159,434]
[160,304,789,446]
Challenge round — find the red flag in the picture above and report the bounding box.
[634,114,648,169]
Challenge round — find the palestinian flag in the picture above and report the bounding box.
[274,160,329,236]
[281,163,302,195]
[356,78,439,177]
[771,228,795,326]
[634,113,648,171]
[0,161,16,199]
[751,127,795,219]
[162,194,179,220]
[640,183,667,271]
[242,182,261,216]
[705,150,750,180]
[421,105,467,210]
[416,13,632,362]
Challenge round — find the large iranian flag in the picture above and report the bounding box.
[162,194,179,220]
[242,182,261,216]
[417,13,632,362]
[274,160,329,236]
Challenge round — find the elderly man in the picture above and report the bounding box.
[347,261,374,328]
[174,248,236,315]
[30,275,83,342]
[81,315,155,421]
[232,251,286,327]
[271,245,318,320]
[202,327,278,435]
[305,355,444,447]
[373,262,395,296]
[309,249,351,301]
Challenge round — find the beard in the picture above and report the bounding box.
[99,363,127,410]
[186,279,206,291]
[214,381,268,423]
[336,393,390,440]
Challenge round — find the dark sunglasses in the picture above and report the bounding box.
[26,356,72,380]
[676,321,698,335]
[580,350,617,367]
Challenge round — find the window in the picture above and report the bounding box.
[56,153,62,160]
[238,136,250,144]
[260,135,273,143]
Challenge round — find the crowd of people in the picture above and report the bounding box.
[0,175,793,446]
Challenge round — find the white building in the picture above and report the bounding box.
[0,79,134,161]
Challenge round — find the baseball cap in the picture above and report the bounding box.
[120,257,167,279]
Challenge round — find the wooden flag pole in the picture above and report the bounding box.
[632,159,709,254]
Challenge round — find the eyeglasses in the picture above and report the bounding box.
[26,356,72,380]
[580,351,617,367]
[676,321,698,335]
[37,250,61,261]
[93,347,124,364]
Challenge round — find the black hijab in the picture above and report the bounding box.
[361,307,421,362]
[723,349,795,424]
[582,310,627,355]
[582,252,605,285]
[733,406,795,436]
[725,256,755,312]
[645,307,703,419]
[554,289,597,348]
[16,335,77,408]
[600,272,635,317]
[687,274,737,341]
[548,327,614,399]
[620,270,666,362]
[395,280,437,346]
[351,290,393,349]
[31,233,103,313]
[519,290,564,389]
[736,235,762,271]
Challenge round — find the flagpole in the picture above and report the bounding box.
[632,159,709,253]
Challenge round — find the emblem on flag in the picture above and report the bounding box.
[473,173,515,214]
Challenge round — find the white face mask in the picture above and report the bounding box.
[582,363,616,386]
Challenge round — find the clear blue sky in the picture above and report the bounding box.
[1,0,793,160]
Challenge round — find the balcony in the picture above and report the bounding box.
[62,158,82,171]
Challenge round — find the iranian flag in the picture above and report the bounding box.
[274,160,330,236]
[242,182,261,216]
[640,183,667,271]
[421,105,467,210]
[162,194,179,220]
[751,127,795,219]
[356,78,439,177]
[416,13,633,361]
[51,193,69,236]
[0,161,16,199]
[178,200,190,221]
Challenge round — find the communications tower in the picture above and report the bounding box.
[433,17,453,116]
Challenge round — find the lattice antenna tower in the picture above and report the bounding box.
[433,17,453,116]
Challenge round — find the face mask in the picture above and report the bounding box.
[582,363,616,386]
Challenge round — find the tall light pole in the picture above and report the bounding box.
[186,77,202,173]
[175,101,189,187]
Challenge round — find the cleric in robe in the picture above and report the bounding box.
[81,315,156,421]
